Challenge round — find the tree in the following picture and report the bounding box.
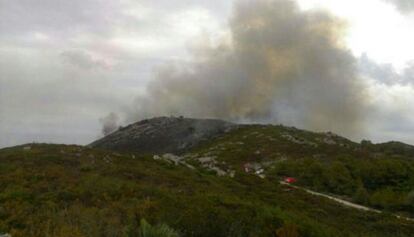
[360,140,373,147]
[327,162,354,195]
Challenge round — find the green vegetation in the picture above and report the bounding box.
[271,156,414,214]
[1,123,414,237]
[0,144,411,237]
[186,125,414,217]
[137,219,179,237]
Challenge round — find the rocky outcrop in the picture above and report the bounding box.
[89,116,236,154]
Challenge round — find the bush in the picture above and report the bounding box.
[138,219,179,237]
[353,182,370,205]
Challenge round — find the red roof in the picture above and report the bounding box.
[284,177,297,183]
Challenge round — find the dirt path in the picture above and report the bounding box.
[280,181,414,222]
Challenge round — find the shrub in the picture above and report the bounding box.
[138,219,179,237]
[353,181,370,205]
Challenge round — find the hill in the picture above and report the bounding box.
[89,117,235,154]
[90,117,414,221]
[2,117,414,236]
[180,124,414,217]
[0,144,413,237]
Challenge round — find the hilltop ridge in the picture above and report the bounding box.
[89,116,235,154]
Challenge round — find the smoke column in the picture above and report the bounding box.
[100,112,120,136]
[131,0,366,137]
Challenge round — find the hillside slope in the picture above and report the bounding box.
[179,124,414,217]
[0,144,413,237]
[89,117,235,154]
[90,117,414,219]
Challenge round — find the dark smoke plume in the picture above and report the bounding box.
[100,112,120,136]
[131,0,366,137]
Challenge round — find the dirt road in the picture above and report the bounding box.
[280,181,414,222]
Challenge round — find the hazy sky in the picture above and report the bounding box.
[1,0,414,148]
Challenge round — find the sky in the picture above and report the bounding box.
[0,0,414,148]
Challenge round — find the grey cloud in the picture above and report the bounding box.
[359,54,414,86]
[0,0,121,38]
[0,46,142,148]
[139,0,232,18]
[357,54,414,145]
[1,0,231,147]
[130,0,366,138]
[61,50,110,70]
[383,0,414,13]
[0,0,230,45]
[358,54,399,85]
[2,0,414,148]
[363,91,414,145]
[365,108,414,145]
[402,63,414,84]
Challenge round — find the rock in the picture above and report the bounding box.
[184,164,196,170]
[255,168,265,174]
[153,153,191,167]
[210,167,227,176]
[244,162,263,173]
[162,153,183,165]
[323,138,336,145]
[103,155,112,163]
[198,157,216,164]
[281,133,318,147]
[0,233,11,237]
[326,131,338,137]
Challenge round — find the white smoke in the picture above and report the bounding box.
[100,112,120,135]
[130,0,367,137]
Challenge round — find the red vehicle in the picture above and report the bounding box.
[284,177,297,184]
